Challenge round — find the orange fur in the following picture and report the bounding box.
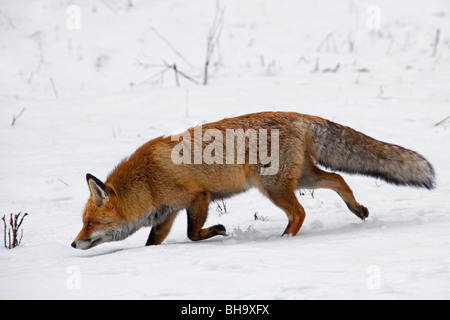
[72,112,434,249]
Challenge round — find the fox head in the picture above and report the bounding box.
[71,174,124,250]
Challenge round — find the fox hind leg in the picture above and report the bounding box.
[311,170,369,219]
[299,156,369,220]
[271,189,306,236]
[257,180,306,236]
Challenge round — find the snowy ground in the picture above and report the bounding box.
[1,0,450,300]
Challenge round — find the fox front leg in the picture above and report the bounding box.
[145,210,179,246]
[186,192,227,241]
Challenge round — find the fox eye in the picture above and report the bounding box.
[87,221,94,228]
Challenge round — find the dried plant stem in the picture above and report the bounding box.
[2,212,28,249]
[12,107,26,126]
[203,1,224,85]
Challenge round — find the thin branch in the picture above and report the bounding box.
[57,178,70,187]
[173,64,180,87]
[12,107,26,126]
[9,213,15,248]
[434,115,450,127]
[134,59,166,69]
[175,67,200,84]
[317,32,339,53]
[8,229,11,249]
[2,215,6,249]
[16,213,28,237]
[162,61,200,85]
[50,77,59,99]
[2,212,28,248]
[141,65,171,85]
[432,29,440,57]
[149,27,194,68]
[203,1,225,85]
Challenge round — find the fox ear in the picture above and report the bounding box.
[86,174,109,206]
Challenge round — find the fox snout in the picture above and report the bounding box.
[71,230,111,250]
[70,240,93,250]
[71,238,96,250]
[71,225,123,250]
[71,240,96,250]
[71,233,103,250]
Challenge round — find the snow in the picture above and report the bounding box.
[1,0,450,299]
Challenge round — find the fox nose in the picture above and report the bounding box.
[71,242,77,248]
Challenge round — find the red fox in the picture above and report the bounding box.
[71,112,435,249]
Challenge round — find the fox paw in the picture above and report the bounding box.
[214,224,228,236]
[354,205,369,220]
[345,202,369,220]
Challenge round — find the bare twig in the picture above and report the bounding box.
[2,215,6,249]
[434,115,450,127]
[162,61,200,86]
[175,67,200,84]
[134,59,166,69]
[254,212,268,221]
[2,212,28,249]
[215,199,227,215]
[11,107,26,126]
[57,178,70,187]
[432,29,440,57]
[173,64,180,87]
[203,1,225,85]
[322,63,340,73]
[149,27,194,68]
[317,33,338,53]
[312,57,319,73]
[10,214,16,248]
[50,77,59,99]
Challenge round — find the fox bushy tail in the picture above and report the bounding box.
[307,120,435,189]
